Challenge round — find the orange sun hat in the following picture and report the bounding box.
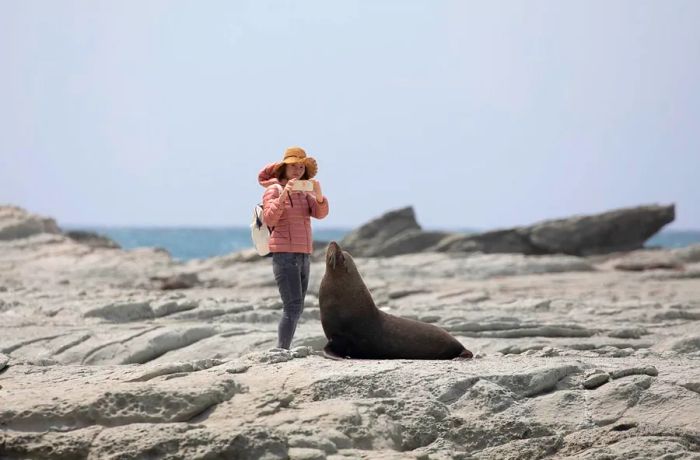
[274,147,318,178]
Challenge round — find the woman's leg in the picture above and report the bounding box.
[272,252,304,349]
[300,253,311,300]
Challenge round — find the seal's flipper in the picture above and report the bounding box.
[455,349,474,360]
[323,342,345,360]
[323,342,346,360]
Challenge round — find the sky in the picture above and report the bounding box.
[1,0,699,230]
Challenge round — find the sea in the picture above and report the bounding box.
[65,227,700,262]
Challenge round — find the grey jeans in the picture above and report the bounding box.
[272,252,310,349]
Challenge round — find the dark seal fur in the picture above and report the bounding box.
[319,241,473,360]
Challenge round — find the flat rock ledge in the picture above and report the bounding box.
[1,354,698,459]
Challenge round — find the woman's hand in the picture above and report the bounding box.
[282,179,297,202]
[311,179,324,203]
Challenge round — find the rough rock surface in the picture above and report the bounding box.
[1,205,699,459]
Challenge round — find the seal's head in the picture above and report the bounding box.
[325,241,361,277]
[321,241,376,314]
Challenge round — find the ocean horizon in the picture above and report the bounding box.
[64,226,700,262]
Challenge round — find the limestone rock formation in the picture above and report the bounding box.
[1,205,699,459]
[527,203,675,255]
[436,204,675,256]
[340,207,444,257]
[0,205,61,240]
[342,204,675,257]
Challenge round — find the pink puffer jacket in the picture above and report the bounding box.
[259,163,330,254]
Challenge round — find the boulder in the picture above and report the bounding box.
[436,204,675,256]
[340,207,422,256]
[341,204,674,257]
[433,228,536,254]
[0,205,61,240]
[526,204,675,255]
[374,229,451,257]
[338,207,449,257]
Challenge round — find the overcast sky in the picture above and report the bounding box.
[2,1,699,230]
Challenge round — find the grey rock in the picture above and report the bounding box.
[127,359,225,382]
[258,348,293,364]
[419,315,441,323]
[173,303,253,320]
[291,346,312,358]
[436,204,675,256]
[339,207,422,257]
[82,326,218,365]
[588,376,653,426]
[610,366,658,379]
[64,230,121,249]
[480,325,596,339]
[121,327,219,365]
[670,336,700,353]
[1,377,242,431]
[583,373,610,389]
[434,227,535,254]
[226,363,251,374]
[337,203,669,257]
[489,364,580,397]
[608,327,648,339]
[288,435,337,453]
[0,205,61,240]
[377,229,452,257]
[151,272,200,290]
[152,299,199,317]
[0,426,101,460]
[475,435,563,460]
[527,204,675,256]
[387,288,430,299]
[288,447,327,460]
[84,301,154,322]
[460,379,516,412]
[651,307,700,322]
[86,424,288,460]
[679,381,700,395]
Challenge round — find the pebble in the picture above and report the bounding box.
[291,346,312,358]
[583,372,610,389]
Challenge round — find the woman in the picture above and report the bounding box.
[258,147,330,349]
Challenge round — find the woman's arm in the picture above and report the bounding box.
[308,179,329,219]
[307,193,329,219]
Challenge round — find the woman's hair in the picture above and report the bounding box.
[276,163,309,180]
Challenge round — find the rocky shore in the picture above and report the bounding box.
[1,205,699,459]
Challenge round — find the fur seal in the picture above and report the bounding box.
[319,241,473,360]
